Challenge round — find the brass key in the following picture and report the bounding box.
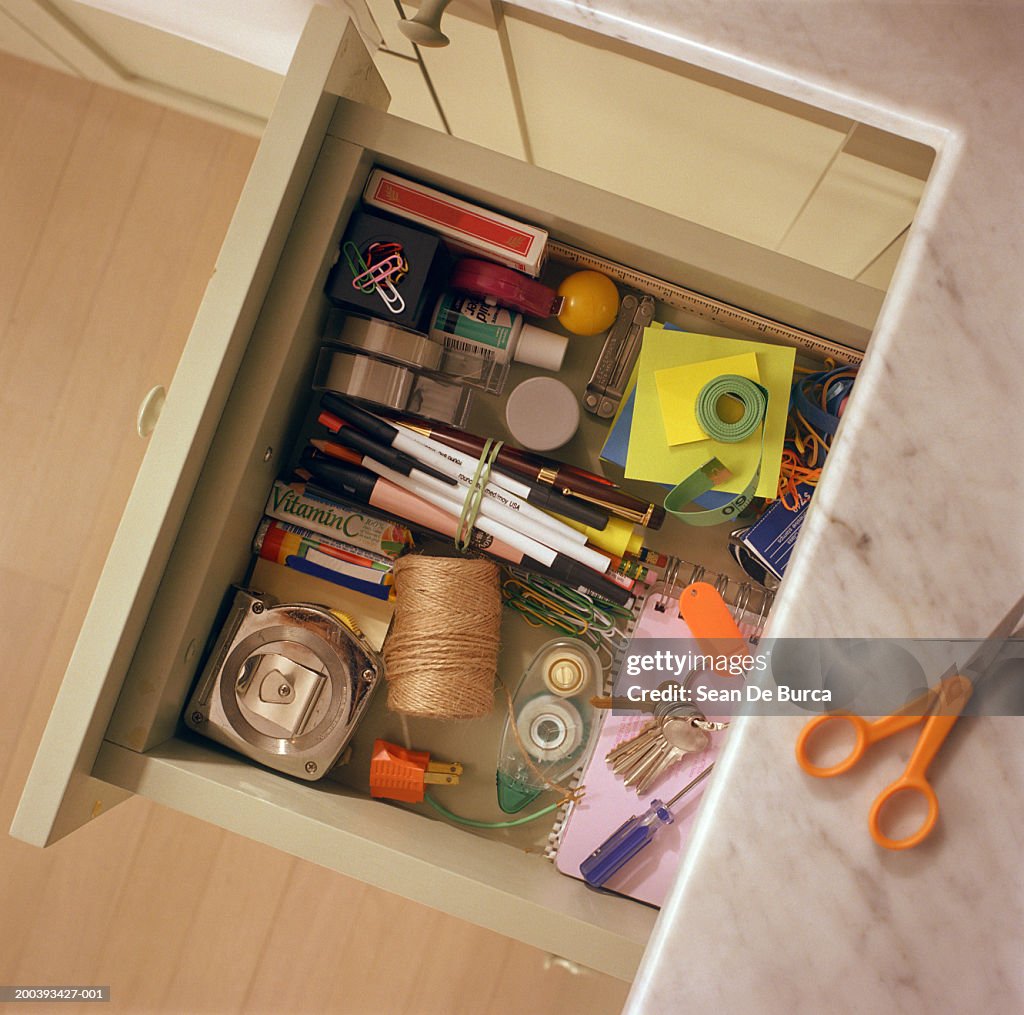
[633,715,711,794]
[607,704,720,794]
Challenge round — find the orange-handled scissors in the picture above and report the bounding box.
[795,595,1024,851]
[795,674,972,849]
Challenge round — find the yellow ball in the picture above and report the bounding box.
[557,270,619,336]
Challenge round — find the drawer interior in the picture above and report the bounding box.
[99,93,888,976]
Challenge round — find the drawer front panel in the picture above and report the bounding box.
[94,738,654,980]
[12,10,385,847]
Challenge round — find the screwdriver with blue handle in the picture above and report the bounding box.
[580,764,715,888]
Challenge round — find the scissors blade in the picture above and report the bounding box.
[957,592,1024,686]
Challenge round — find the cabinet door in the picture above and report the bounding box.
[11,9,387,848]
[497,8,931,289]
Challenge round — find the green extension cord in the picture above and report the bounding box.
[425,793,561,828]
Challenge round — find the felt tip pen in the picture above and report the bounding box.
[302,451,611,577]
[373,408,616,487]
[295,461,535,567]
[317,412,594,547]
[299,457,632,607]
[319,395,532,501]
[310,436,577,551]
[313,415,454,487]
[372,408,665,530]
[310,438,600,566]
[315,413,454,486]
[319,393,610,530]
[315,413,589,548]
[300,454,560,567]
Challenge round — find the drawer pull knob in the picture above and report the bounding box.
[399,0,454,47]
[136,385,166,438]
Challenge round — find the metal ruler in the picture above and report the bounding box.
[548,240,865,366]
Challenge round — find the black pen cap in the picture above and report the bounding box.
[320,392,398,446]
[324,419,454,486]
[299,452,377,504]
[523,479,610,530]
[545,554,633,608]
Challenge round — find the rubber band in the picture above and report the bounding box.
[455,438,503,551]
[776,364,858,502]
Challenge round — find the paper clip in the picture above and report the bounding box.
[369,271,406,314]
[342,241,407,315]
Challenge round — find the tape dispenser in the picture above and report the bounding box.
[184,587,383,780]
[496,638,603,813]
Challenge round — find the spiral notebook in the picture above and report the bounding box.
[545,561,773,907]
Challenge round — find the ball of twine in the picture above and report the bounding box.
[384,555,501,719]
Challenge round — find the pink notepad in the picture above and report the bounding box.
[552,586,756,906]
[553,710,727,907]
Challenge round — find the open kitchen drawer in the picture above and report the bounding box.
[12,7,885,981]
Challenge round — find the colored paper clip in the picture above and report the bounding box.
[343,241,407,315]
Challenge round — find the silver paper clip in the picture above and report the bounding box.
[351,254,406,314]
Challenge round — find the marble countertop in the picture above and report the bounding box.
[77,0,1024,1008]
[508,2,1023,1012]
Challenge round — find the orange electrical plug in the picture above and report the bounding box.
[369,740,462,803]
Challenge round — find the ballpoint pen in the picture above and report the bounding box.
[297,456,633,606]
[319,393,611,530]
[304,443,612,574]
[373,406,666,529]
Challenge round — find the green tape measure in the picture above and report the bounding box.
[695,375,766,443]
[664,377,769,526]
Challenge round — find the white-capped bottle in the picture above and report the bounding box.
[428,293,567,371]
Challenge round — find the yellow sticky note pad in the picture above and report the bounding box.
[655,353,760,445]
[626,328,795,499]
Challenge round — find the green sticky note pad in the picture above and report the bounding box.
[655,352,760,445]
[626,329,795,499]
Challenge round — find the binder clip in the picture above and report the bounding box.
[369,739,462,803]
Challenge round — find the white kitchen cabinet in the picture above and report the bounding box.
[11,7,889,980]
[500,9,931,289]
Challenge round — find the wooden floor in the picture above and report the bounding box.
[0,53,632,1015]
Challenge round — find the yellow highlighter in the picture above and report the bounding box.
[549,512,642,558]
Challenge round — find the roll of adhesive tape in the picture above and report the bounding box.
[325,351,414,409]
[505,376,580,452]
[539,641,600,697]
[516,694,584,762]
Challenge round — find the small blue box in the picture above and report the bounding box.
[737,483,814,580]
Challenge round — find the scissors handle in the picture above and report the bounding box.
[869,673,973,850]
[795,711,923,778]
